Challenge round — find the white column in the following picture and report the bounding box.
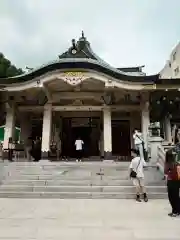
[3,105,15,149]
[103,108,112,159]
[100,131,104,157]
[164,116,172,143]
[41,104,52,158]
[141,101,150,150]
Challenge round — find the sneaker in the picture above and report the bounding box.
[168,212,178,217]
[136,198,141,202]
[143,193,148,202]
[76,159,79,162]
[136,195,141,202]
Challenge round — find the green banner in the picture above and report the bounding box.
[0,126,20,142]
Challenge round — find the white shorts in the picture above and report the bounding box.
[132,177,145,187]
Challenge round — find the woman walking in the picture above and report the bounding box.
[164,146,180,217]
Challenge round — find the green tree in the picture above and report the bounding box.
[0,53,23,78]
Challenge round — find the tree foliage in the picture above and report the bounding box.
[0,53,24,78]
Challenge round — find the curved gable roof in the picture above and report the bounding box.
[0,32,160,86]
[0,58,159,85]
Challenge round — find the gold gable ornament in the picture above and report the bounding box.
[72,99,84,105]
[61,72,87,86]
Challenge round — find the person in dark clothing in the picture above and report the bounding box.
[32,137,41,162]
[25,137,33,161]
[164,146,180,217]
[8,137,14,161]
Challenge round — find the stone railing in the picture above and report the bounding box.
[162,142,175,152]
[157,145,166,175]
[156,141,175,174]
[156,144,174,175]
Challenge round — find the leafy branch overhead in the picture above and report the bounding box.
[0,53,24,78]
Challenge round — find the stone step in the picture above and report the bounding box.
[2,169,152,176]
[2,179,165,186]
[1,161,130,166]
[0,185,167,193]
[0,191,167,199]
[0,162,165,199]
[2,167,131,172]
[3,176,134,181]
[3,168,136,172]
[1,166,157,177]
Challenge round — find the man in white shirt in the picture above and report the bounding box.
[133,129,144,161]
[75,137,84,162]
[129,149,148,202]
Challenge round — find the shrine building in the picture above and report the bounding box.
[1,32,180,161]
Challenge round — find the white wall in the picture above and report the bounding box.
[160,42,180,78]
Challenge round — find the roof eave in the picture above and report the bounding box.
[0,58,159,86]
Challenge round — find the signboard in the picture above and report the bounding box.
[71,118,98,128]
[71,118,89,127]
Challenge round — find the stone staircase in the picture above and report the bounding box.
[0,161,167,199]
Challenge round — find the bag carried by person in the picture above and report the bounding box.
[130,159,141,178]
[142,142,148,161]
[168,147,180,180]
[176,165,180,180]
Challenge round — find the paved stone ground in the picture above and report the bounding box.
[0,199,179,239]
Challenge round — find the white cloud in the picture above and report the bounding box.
[0,0,180,74]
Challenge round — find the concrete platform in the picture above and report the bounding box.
[0,199,179,239]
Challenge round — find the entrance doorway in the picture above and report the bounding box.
[71,127,91,157]
[61,117,100,158]
[31,114,43,140]
[112,120,131,159]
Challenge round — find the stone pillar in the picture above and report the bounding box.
[103,108,112,160]
[41,104,52,158]
[164,116,172,143]
[3,105,15,150]
[141,101,150,150]
[99,131,104,158]
[129,119,134,149]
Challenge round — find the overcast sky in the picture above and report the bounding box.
[0,0,180,75]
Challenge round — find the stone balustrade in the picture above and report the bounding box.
[157,145,165,175]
